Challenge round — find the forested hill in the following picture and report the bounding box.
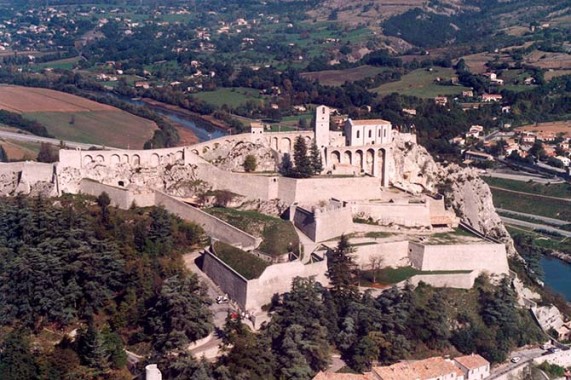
[0,194,211,379]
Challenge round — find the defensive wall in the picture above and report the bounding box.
[290,200,354,242]
[409,241,509,275]
[79,179,156,208]
[202,247,328,311]
[351,240,411,268]
[0,161,56,195]
[154,192,261,250]
[407,271,479,289]
[76,178,261,250]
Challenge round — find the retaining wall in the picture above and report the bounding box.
[409,242,509,275]
[291,204,354,242]
[353,240,410,268]
[79,179,156,208]
[245,259,328,310]
[279,176,382,204]
[352,202,432,227]
[155,192,261,250]
[408,271,478,289]
[202,250,248,308]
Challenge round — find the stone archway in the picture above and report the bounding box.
[343,150,352,165]
[150,153,160,167]
[365,149,375,175]
[83,155,93,167]
[95,155,105,163]
[111,154,120,165]
[355,150,364,173]
[122,154,130,164]
[272,137,279,150]
[132,154,141,166]
[281,137,291,153]
[330,150,341,165]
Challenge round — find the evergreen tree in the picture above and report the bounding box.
[37,142,57,163]
[326,235,359,307]
[280,153,293,176]
[76,323,110,374]
[292,135,312,178]
[0,330,38,380]
[309,142,323,175]
[148,274,213,352]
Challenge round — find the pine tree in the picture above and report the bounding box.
[76,323,110,374]
[309,142,323,175]
[0,330,38,380]
[326,235,359,306]
[280,153,293,176]
[292,135,312,178]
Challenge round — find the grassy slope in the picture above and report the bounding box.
[205,207,299,256]
[213,241,269,280]
[23,111,157,149]
[301,65,389,86]
[373,68,471,98]
[490,188,571,222]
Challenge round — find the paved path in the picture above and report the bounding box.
[500,216,571,237]
[496,208,570,226]
[0,130,118,150]
[489,186,571,202]
[489,347,546,379]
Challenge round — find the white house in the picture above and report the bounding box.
[454,354,490,380]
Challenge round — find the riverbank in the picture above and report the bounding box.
[140,98,231,132]
[545,250,571,264]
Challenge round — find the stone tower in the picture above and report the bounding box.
[314,105,330,149]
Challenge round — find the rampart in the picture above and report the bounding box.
[202,248,328,311]
[155,191,261,250]
[409,242,509,275]
[290,201,354,242]
[79,179,156,208]
[407,271,478,289]
[352,240,411,268]
[0,161,56,195]
[278,176,382,204]
[352,201,432,228]
[202,249,248,308]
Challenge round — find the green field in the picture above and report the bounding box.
[192,87,263,108]
[483,177,571,199]
[373,68,471,98]
[212,241,269,280]
[359,266,472,286]
[33,57,81,71]
[23,111,157,149]
[301,65,388,86]
[490,188,571,222]
[205,208,299,256]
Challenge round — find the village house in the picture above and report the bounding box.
[462,90,474,98]
[466,125,485,140]
[402,108,417,116]
[464,150,494,162]
[312,355,489,380]
[482,94,502,102]
[434,96,448,106]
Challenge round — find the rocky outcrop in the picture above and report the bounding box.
[391,138,518,257]
[237,199,289,217]
[203,141,277,172]
[437,165,517,256]
[391,135,440,194]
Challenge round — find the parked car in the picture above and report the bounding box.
[511,356,521,363]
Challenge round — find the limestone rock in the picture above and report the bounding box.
[0,171,18,196]
[391,134,440,193]
[237,199,289,217]
[438,164,517,256]
[204,141,277,172]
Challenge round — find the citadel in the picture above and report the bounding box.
[0,105,513,318]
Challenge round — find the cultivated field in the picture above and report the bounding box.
[301,65,388,86]
[461,52,513,74]
[545,69,571,81]
[373,68,470,98]
[0,85,157,149]
[515,121,571,138]
[0,86,115,113]
[490,188,571,222]
[0,139,40,161]
[191,87,263,108]
[524,50,571,70]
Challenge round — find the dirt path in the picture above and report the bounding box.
[488,186,571,202]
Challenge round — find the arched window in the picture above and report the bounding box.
[356,130,360,138]
[384,129,387,137]
[322,107,326,114]
[368,130,372,138]
[378,129,381,137]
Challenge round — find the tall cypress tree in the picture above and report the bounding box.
[326,235,359,307]
[309,142,323,175]
[292,136,312,178]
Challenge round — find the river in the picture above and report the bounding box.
[541,255,571,300]
[122,97,226,142]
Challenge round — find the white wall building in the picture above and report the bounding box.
[345,118,392,146]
